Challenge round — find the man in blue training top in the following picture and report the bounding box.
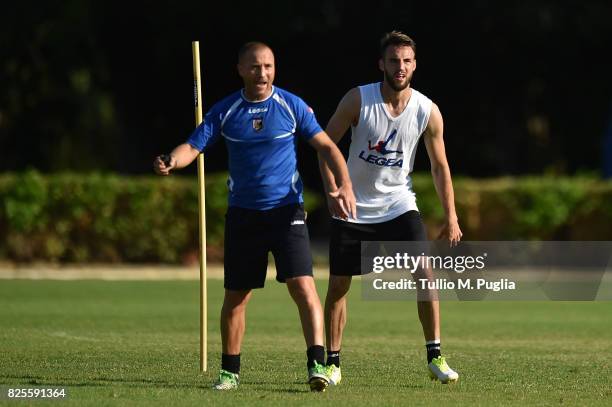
[153,41,356,392]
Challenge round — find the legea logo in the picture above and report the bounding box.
[359,129,403,167]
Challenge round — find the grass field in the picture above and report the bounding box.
[1,279,611,406]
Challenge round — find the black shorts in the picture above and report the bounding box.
[329,210,428,276]
[224,203,313,290]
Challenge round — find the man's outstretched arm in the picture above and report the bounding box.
[153,143,200,175]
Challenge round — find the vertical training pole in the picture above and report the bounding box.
[192,41,207,373]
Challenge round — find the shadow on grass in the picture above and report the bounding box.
[1,375,316,393]
[268,388,310,394]
[240,380,310,393]
[1,374,206,390]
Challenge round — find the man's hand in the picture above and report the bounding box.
[153,154,176,175]
[327,184,357,220]
[437,218,463,247]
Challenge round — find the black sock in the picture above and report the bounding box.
[306,345,325,368]
[326,350,340,367]
[221,353,240,374]
[426,342,441,363]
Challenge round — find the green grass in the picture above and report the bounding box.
[1,279,611,406]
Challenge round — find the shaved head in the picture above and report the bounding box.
[238,41,273,63]
[237,42,275,101]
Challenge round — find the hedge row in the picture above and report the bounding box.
[0,170,319,263]
[0,171,610,263]
[412,175,612,240]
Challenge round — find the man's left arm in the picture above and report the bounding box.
[308,132,357,219]
[291,94,356,219]
[423,103,463,246]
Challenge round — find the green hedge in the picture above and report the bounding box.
[411,174,612,240]
[0,170,319,263]
[0,171,610,263]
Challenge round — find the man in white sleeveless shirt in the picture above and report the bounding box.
[319,31,462,385]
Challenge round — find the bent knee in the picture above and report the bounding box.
[327,276,352,297]
[286,276,318,299]
[223,289,251,309]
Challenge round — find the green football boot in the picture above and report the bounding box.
[326,364,342,385]
[308,361,330,392]
[212,369,239,390]
[428,356,459,384]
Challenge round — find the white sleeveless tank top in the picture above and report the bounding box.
[345,82,432,223]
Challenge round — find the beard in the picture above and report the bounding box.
[384,69,411,91]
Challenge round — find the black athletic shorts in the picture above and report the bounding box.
[224,203,313,290]
[330,210,428,276]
